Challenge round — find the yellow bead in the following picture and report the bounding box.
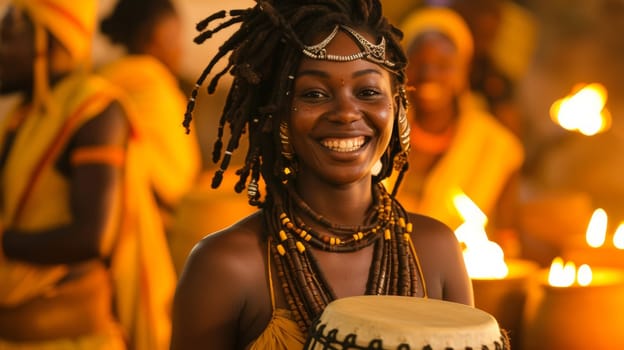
[279,230,287,241]
[299,230,308,238]
[277,244,286,256]
[384,229,391,240]
[281,217,290,225]
[399,217,406,228]
[330,237,336,245]
[280,213,287,219]
[284,167,292,175]
[304,234,312,241]
[357,232,364,239]
[353,233,360,241]
[406,222,413,233]
[296,241,306,253]
[336,237,342,245]
[403,233,410,241]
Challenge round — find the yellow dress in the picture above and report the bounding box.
[247,242,306,350]
[0,71,175,350]
[248,309,305,350]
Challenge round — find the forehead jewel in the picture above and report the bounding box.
[302,25,396,70]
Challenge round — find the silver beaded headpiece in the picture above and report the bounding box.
[302,25,396,70]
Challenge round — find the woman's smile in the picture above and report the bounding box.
[319,136,367,153]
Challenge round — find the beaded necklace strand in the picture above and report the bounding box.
[265,183,428,332]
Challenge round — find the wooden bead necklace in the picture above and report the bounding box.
[265,183,428,333]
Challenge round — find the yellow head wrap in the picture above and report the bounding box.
[400,7,474,64]
[12,0,96,62]
[11,0,96,109]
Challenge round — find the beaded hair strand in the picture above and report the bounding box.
[184,0,410,207]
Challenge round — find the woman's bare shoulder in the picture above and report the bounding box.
[182,211,265,279]
[405,212,464,272]
[406,212,472,304]
[171,212,269,348]
[407,212,457,242]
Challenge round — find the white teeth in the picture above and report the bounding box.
[320,136,366,152]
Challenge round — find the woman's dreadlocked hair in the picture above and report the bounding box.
[184,0,408,208]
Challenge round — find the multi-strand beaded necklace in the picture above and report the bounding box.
[264,182,428,333]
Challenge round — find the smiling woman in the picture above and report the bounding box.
[170,1,474,350]
[289,28,395,187]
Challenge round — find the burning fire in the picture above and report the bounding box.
[586,208,608,248]
[550,83,611,136]
[584,208,624,249]
[614,223,624,250]
[453,192,509,279]
[548,257,593,287]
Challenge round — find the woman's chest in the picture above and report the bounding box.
[311,246,375,298]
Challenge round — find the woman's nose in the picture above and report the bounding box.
[328,92,361,123]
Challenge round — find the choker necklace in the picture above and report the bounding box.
[281,183,393,252]
[265,183,428,332]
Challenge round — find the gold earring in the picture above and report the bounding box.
[279,121,294,160]
[393,88,410,171]
[371,159,383,176]
[397,87,411,154]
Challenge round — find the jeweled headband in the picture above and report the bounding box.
[302,25,397,71]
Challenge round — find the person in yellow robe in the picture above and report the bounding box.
[0,1,175,349]
[98,0,202,235]
[99,0,256,275]
[389,7,524,249]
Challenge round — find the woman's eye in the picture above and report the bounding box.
[359,88,381,98]
[301,90,326,99]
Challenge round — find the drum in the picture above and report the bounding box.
[305,295,509,350]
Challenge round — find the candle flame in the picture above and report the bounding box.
[548,257,593,287]
[548,257,575,287]
[577,264,593,286]
[586,208,608,248]
[614,222,624,250]
[550,83,611,136]
[453,192,508,279]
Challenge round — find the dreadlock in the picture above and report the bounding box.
[184,0,409,208]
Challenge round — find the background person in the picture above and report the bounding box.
[0,1,175,349]
[391,7,524,254]
[98,0,202,235]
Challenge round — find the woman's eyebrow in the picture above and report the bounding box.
[296,68,383,79]
[296,69,329,79]
[352,68,383,78]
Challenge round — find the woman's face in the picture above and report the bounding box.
[143,12,183,74]
[289,29,395,186]
[0,6,35,95]
[405,32,465,115]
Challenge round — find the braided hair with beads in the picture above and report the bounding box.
[183,0,410,202]
[185,0,426,333]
